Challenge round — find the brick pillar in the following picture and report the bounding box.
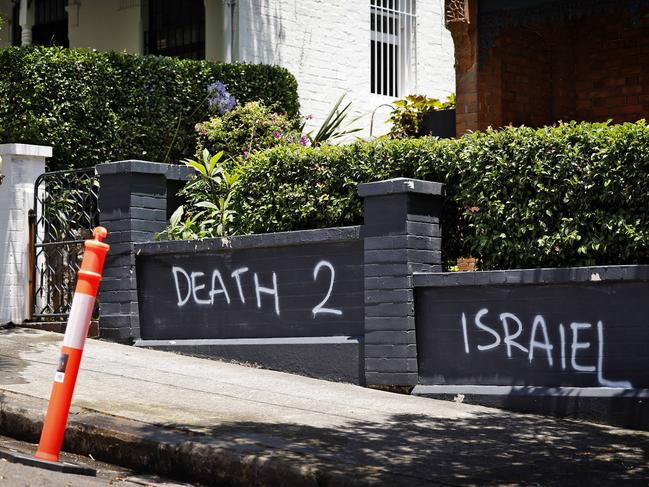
[359,178,443,387]
[445,0,479,134]
[96,160,192,342]
[0,144,52,324]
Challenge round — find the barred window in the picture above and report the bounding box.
[32,0,69,48]
[146,0,205,60]
[12,2,21,46]
[370,0,416,97]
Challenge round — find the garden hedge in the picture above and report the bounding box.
[233,121,649,269]
[0,46,299,170]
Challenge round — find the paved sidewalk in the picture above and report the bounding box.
[0,328,648,486]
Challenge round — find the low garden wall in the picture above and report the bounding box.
[134,227,365,383]
[95,159,648,428]
[97,160,442,385]
[412,267,649,428]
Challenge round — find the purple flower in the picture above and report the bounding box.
[299,135,310,146]
[207,80,237,115]
[274,131,282,139]
[243,149,249,158]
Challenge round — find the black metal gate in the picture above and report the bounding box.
[29,167,100,320]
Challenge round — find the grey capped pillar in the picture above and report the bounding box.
[359,178,444,387]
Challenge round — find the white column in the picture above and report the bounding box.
[18,0,34,46]
[204,0,237,62]
[0,144,52,324]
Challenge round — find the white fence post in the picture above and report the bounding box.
[0,144,52,324]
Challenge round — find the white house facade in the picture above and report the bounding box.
[0,0,454,135]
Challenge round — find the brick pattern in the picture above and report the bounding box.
[359,179,443,386]
[94,165,445,385]
[0,146,50,324]
[452,2,649,133]
[0,189,33,323]
[237,0,455,137]
[97,161,192,342]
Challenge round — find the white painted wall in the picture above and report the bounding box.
[68,0,143,54]
[0,144,52,325]
[236,0,455,137]
[0,0,14,48]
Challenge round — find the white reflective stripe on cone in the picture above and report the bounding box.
[62,293,96,350]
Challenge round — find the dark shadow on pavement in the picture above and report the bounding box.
[154,410,649,486]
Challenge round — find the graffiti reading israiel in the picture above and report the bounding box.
[415,282,648,389]
[170,259,342,318]
[460,309,632,388]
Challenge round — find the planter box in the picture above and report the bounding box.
[419,109,456,138]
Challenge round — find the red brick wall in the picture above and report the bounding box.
[572,11,649,123]
[463,4,649,133]
[479,27,553,128]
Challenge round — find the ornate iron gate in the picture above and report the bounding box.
[29,167,100,320]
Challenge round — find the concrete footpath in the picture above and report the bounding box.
[1,328,648,486]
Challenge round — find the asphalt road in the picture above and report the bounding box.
[0,436,194,487]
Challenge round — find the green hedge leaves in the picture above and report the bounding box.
[0,46,299,170]
[234,121,649,269]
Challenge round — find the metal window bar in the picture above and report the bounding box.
[30,166,100,319]
[11,2,21,46]
[370,0,415,97]
[146,0,205,60]
[32,0,68,47]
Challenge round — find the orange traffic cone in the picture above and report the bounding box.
[35,227,109,464]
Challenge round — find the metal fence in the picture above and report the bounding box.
[30,167,99,319]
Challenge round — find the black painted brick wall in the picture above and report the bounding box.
[95,166,445,388]
[359,178,444,386]
[97,161,192,342]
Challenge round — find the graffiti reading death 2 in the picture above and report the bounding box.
[135,241,364,340]
[171,260,343,318]
[460,309,632,388]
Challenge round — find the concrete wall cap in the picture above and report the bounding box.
[0,144,53,158]
[96,160,194,180]
[135,225,362,255]
[358,178,444,198]
[413,264,649,287]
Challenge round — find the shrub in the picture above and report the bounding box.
[389,94,455,138]
[305,93,362,146]
[0,46,299,170]
[232,121,649,270]
[160,150,241,240]
[195,101,303,161]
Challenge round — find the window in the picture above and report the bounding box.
[12,2,21,46]
[370,0,416,97]
[32,0,69,47]
[146,0,205,60]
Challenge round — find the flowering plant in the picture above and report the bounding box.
[195,101,302,161]
[207,81,237,115]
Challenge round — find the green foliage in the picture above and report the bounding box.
[0,46,299,170]
[231,141,429,236]
[159,149,241,240]
[305,94,362,146]
[233,121,649,270]
[195,101,302,161]
[389,94,455,138]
